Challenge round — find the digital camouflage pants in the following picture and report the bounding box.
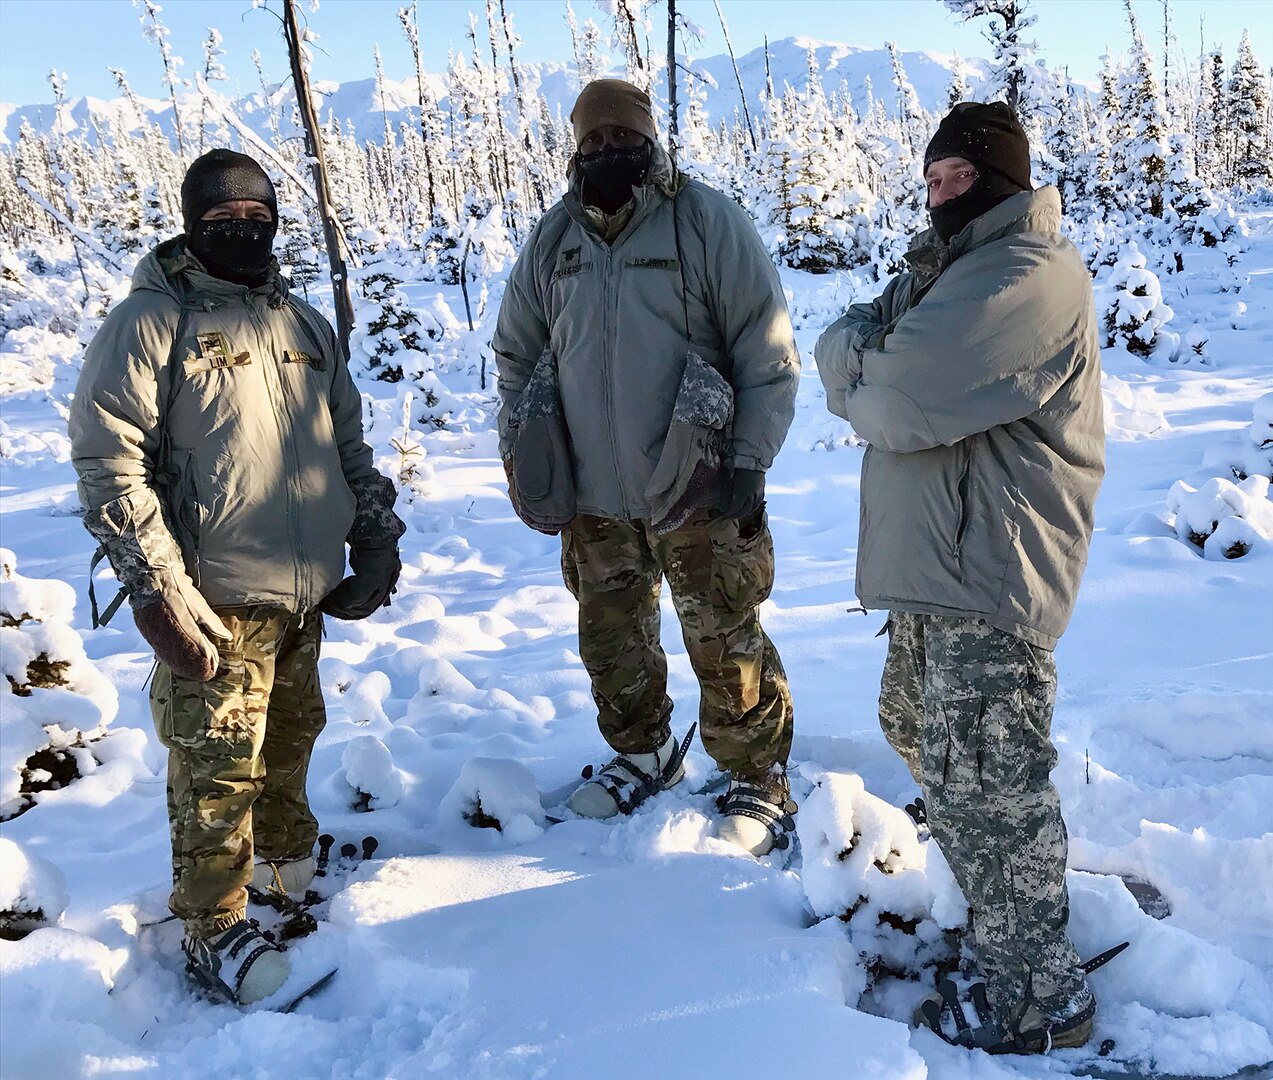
[150,606,326,937]
[879,611,1086,1023]
[560,509,793,778]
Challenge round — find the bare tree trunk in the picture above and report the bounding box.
[484,0,514,197]
[398,2,438,217]
[500,0,546,211]
[666,0,680,165]
[713,0,756,152]
[282,0,355,358]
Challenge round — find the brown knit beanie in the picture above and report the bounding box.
[570,79,657,148]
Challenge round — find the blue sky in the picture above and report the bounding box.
[0,0,1268,105]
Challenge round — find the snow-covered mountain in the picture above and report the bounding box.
[0,37,990,147]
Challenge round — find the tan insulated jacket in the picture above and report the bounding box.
[815,187,1105,649]
[492,148,800,523]
[69,238,380,614]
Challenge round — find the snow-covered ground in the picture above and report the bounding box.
[1,215,1272,1080]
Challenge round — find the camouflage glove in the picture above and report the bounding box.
[720,468,765,521]
[320,544,401,620]
[84,490,230,682]
[320,473,406,621]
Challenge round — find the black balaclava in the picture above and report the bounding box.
[576,140,653,214]
[924,101,1032,244]
[180,149,279,286]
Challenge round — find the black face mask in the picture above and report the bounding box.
[188,218,275,286]
[577,142,652,214]
[928,169,1026,244]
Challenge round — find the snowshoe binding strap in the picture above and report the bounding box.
[715,777,798,850]
[916,950,1119,1056]
[578,724,697,815]
[183,919,285,1003]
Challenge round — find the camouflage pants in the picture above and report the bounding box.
[150,606,326,937]
[879,611,1085,1022]
[560,509,793,777]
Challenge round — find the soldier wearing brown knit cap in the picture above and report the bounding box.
[494,79,802,857]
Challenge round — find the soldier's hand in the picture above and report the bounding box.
[720,468,765,521]
[320,545,401,620]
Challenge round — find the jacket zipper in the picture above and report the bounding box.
[953,445,973,561]
[248,294,310,611]
[599,242,630,519]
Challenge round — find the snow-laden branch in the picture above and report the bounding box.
[14,178,124,271]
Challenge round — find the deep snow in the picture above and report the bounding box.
[0,216,1271,1080]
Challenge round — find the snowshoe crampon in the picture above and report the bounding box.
[915,942,1128,1055]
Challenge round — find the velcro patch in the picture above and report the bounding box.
[184,330,251,374]
[551,262,593,282]
[284,350,325,370]
[626,257,679,270]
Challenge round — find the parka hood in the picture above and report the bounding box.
[132,236,289,309]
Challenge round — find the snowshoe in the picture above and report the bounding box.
[182,918,289,1005]
[915,942,1128,1055]
[567,725,696,819]
[715,771,798,857]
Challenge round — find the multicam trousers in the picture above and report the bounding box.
[879,611,1086,1022]
[560,508,793,777]
[150,606,326,937]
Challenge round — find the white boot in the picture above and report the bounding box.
[568,731,685,819]
[183,918,289,1004]
[251,855,316,895]
[716,773,796,857]
[717,813,776,856]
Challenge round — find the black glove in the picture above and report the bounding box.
[720,468,765,521]
[320,545,401,620]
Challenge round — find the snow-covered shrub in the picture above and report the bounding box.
[341,734,405,811]
[0,549,118,820]
[1166,476,1273,560]
[1203,394,1273,483]
[1098,241,1175,358]
[439,757,546,843]
[799,772,967,1001]
[0,837,68,939]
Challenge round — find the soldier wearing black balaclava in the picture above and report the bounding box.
[814,103,1107,1056]
[493,79,802,858]
[69,148,406,1005]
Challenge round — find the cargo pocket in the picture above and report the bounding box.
[154,650,251,749]
[924,690,985,793]
[709,507,774,613]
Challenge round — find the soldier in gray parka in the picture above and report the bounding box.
[815,104,1106,1053]
[69,150,405,1004]
[493,79,800,856]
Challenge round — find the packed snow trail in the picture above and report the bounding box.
[2,219,1272,1079]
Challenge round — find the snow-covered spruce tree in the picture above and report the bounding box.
[1097,240,1175,359]
[1195,49,1228,188]
[943,0,1038,122]
[1111,0,1169,220]
[0,548,118,822]
[348,236,453,428]
[1229,31,1270,190]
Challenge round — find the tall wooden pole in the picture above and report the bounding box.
[667,0,679,166]
[282,0,355,358]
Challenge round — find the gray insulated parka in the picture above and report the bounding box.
[815,187,1105,650]
[69,238,377,613]
[492,153,800,522]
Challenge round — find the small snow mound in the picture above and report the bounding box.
[0,837,68,936]
[439,757,546,843]
[1167,475,1273,558]
[341,735,405,810]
